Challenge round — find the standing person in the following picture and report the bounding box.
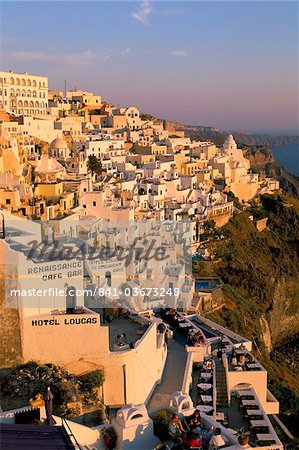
[209,428,226,449]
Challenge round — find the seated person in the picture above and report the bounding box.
[188,410,202,434]
[209,428,226,449]
[183,430,203,448]
[231,356,238,366]
[248,354,255,363]
[169,413,186,444]
[205,360,212,370]
[239,355,246,366]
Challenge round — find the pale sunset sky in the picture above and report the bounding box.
[1,1,298,133]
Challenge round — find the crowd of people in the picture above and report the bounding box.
[168,412,226,449]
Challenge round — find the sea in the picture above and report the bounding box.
[271,144,299,177]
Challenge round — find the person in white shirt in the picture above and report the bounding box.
[209,428,226,449]
[231,357,238,366]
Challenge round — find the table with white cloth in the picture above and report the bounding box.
[196,405,213,413]
[256,434,277,445]
[200,372,212,380]
[201,395,213,404]
[246,409,264,419]
[246,363,261,370]
[250,420,269,431]
[241,399,258,409]
[197,383,212,391]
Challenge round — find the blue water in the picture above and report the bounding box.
[195,279,220,291]
[271,144,299,176]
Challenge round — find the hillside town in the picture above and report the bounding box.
[0,70,288,450]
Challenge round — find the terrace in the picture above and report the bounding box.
[226,348,265,373]
[93,307,152,352]
[183,352,282,449]
[106,313,150,352]
[0,407,101,449]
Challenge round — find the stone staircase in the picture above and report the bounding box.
[214,357,229,408]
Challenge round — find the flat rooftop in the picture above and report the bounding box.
[93,309,150,352]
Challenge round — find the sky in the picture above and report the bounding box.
[0,1,298,133]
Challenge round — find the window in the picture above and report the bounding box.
[66,286,76,310]
[83,204,86,208]
[105,271,112,287]
[93,201,96,206]
[6,199,11,204]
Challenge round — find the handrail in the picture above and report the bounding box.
[62,417,82,449]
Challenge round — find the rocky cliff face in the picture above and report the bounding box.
[258,277,299,354]
[242,145,299,199]
[0,276,22,368]
[242,145,275,167]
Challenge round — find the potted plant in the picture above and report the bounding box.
[101,426,118,450]
[237,427,250,446]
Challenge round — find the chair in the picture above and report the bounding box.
[168,430,183,449]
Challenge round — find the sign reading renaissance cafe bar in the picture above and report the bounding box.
[6,247,84,311]
[4,218,192,312]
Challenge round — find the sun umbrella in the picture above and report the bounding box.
[45,387,56,425]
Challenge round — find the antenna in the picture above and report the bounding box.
[64,80,67,97]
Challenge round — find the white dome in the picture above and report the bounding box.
[224,133,235,144]
[50,137,68,149]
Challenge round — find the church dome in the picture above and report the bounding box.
[50,136,68,150]
[224,133,235,144]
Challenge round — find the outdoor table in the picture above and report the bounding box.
[256,434,277,445]
[250,420,269,431]
[241,400,258,409]
[215,412,225,422]
[238,391,255,403]
[235,349,246,355]
[200,372,212,380]
[238,390,254,398]
[246,410,264,419]
[197,383,212,391]
[196,405,213,413]
[201,395,213,404]
[179,323,191,328]
[246,363,261,370]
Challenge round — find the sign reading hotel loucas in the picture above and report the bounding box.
[31,316,98,326]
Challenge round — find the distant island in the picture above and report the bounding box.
[164,120,299,148]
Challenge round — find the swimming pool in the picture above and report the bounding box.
[195,279,220,291]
